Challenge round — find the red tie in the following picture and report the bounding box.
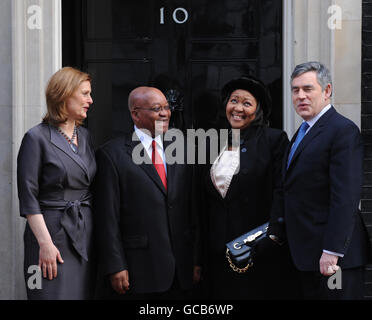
[152,140,167,190]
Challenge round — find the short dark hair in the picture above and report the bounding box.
[291,61,332,92]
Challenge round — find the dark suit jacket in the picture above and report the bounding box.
[17,123,96,217]
[94,132,197,295]
[199,126,300,299]
[17,122,97,299]
[282,106,371,271]
[202,126,289,255]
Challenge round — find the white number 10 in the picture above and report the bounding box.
[160,7,189,25]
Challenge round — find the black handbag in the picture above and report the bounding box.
[225,222,269,273]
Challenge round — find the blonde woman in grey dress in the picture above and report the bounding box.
[17,67,96,299]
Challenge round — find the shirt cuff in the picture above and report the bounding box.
[323,249,344,258]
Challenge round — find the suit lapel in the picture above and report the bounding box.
[125,133,167,196]
[285,107,336,173]
[224,132,258,202]
[49,125,90,179]
[282,135,294,177]
[205,168,221,199]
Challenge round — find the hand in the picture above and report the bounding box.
[193,265,202,284]
[110,270,130,294]
[268,234,284,246]
[319,252,339,276]
[267,219,285,243]
[38,241,64,280]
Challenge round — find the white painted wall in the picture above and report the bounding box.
[283,0,361,138]
[0,0,15,300]
[0,0,61,299]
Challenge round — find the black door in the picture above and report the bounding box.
[62,0,282,148]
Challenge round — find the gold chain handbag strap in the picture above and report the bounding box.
[225,248,253,273]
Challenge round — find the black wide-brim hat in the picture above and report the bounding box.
[221,75,272,119]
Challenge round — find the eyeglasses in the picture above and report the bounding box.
[134,105,171,113]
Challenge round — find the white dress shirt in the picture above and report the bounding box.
[134,125,167,173]
[303,103,332,133]
[210,145,240,198]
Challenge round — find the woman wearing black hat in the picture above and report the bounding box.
[200,76,300,299]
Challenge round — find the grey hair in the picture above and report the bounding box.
[291,61,332,92]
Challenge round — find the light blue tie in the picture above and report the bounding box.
[287,122,310,169]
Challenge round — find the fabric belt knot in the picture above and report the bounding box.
[61,199,88,261]
[39,194,92,261]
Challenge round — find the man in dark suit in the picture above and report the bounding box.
[280,61,371,299]
[94,86,199,299]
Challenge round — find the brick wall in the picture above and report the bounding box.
[362,0,372,300]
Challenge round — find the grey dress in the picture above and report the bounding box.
[17,122,96,300]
